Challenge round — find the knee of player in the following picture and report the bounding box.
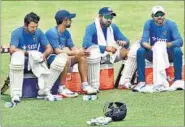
[65,57,70,66]
[79,56,87,62]
[173,47,182,56]
[50,53,68,69]
[10,51,25,69]
[120,48,129,58]
[137,47,146,56]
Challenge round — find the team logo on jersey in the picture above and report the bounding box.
[163,31,167,35]
[22,45,26,50]
[22,44,38,50]
[33,36,38,42]
[152,36,167,42]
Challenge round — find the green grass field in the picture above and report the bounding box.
[1,1,184,126]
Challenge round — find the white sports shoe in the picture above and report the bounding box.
[11,96,20,103]
[119,79,132,89]
[82,85,97,94]
[58,86,78,98]
[153,84,169,92]
[44,93,55,101]
[169,80,184,91]
[37,89,62,101]
[139,85,154,93]
[132,82,146,92]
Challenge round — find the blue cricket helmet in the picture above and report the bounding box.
[103,101,127,121]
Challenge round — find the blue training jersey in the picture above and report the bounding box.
[10,26,49,53]
[141,19,183,48]
[82,23,130,53]
[45,26,74,50]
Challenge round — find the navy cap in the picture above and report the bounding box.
[98,7,116,16]
[55,10,76,21]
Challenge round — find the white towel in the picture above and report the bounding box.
[152,41,170,88]
[95,18,120,63]
[28,51,50,89]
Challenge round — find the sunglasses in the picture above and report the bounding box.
[103,15,114,20]
[154,12,165,17]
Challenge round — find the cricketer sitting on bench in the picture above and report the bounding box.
[45,10,99,96]
[131,5,183,92]
[82,7,130,91]
[9,12,68,104]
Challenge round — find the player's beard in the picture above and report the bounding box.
[100,19,111,27]
[25,27,36,33]
[66,24,71,28]
[155,17,165,25]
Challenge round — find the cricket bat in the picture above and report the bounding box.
[114,64,124,88]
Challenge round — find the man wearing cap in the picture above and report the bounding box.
[134,5,183,91]
[82,7,129,65]
[45,10,98,97]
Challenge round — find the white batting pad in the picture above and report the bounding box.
[87,45,101,90]
[127,40,141,57]
[9,51,25,97]
[119,57,137,85]
[44,53,68,94]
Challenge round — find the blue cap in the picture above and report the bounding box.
[55,10,76,21]
[98,7,116,16]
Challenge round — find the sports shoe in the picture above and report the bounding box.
[153,84,169,92]
[132,82,146,92]
[82,85,97,94]
[44,93,55,101]
[11,96,20,103]
[37,89,63,101]
[58,86,78,98]
[139,85,154,93]
[169,80,184,91]
[119,79,132,89]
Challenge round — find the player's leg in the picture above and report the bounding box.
[9,51,25,103]
[57,56,78,98]
[172,47,183,80]
[71,55,98,94]
[119,43,138,89]
[132,47,151,92]
[168,47,183,81]
[86,46,102,92]
[119,47,129,60]
[39,53,68,101]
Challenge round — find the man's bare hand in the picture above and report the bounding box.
[84,49,91,56]
[106,46,117,54]
[166,42,173,48]
[75,48,89,56]
[142,42,152,50]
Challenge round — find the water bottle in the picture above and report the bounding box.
[83,95,98,101]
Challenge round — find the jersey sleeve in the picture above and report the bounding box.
[38,29,49,47]
[82,24,106,53]
[140,20,150,46]
[10,29,20,47]
[170,22,183,47]
[66,31,74,48]
[112,24,130,48]
[45,30,60,49]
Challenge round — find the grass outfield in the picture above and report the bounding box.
[0,1,184,126]
[1,90,184,126]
